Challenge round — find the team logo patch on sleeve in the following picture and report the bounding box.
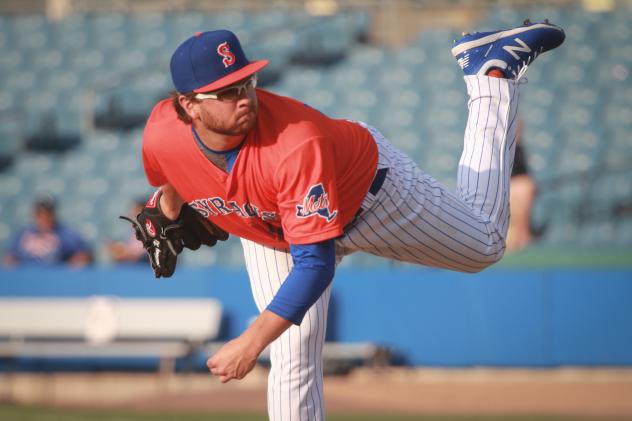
[296,183,338,222]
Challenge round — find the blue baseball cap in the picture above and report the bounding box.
[170,29,268,93]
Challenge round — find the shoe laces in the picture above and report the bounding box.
[510,46,543,82]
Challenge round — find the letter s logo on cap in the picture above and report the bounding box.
[217,42,236,68]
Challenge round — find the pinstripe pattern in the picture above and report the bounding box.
[338,75,519,272]
[239,74,520,420]
[241,238,329,421]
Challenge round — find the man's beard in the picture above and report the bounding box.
[201,103,258,136]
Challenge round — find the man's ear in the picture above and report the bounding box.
[179,95,199,121]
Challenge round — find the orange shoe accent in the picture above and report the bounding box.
[486,69,506,78]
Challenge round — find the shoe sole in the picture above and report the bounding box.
[451,23,563,57]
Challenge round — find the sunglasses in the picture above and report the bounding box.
[194,74,258,101]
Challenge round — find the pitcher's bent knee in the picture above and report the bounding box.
[465,234,506,273]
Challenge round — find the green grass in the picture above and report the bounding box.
[496,246,632,268]
[0,405,628,421]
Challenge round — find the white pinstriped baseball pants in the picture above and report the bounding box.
[241,75,520,420]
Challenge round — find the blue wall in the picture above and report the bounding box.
[1,266,631,366]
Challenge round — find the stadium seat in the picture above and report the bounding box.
[579,221,617,246]
[0,119,22,169]
[0,220,12,246]
[0,174,25,202]
[616,219,632,245]
[32,175,67,197]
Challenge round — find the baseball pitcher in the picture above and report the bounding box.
[125,22,565,420]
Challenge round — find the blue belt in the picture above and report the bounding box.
[369,167,388,195]
[345,168,388,231]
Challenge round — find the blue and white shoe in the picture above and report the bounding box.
[451,20,565,79]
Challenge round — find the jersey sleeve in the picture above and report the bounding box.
[142,140,167,187]
[266,239,336,325]
[275,136,344,244]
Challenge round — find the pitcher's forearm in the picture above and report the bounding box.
[242,310,293,355]
[159,183,185,220]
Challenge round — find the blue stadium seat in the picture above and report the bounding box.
[57,197,97,227]
[486,8,523,27]
[0,174,25,202]
[562,86,603,108]
[0,118,22,164]
[348,45,385,67]
[32,175,67,197]
[134,30,168,51]
[219,10,247,32]
[326,65,371,90]
[563,20,590,43]
[76,176,110,199]
[0,50,22,77]
[54,27,88,51]
[131,13,165,32]
[57,152,96,177]
[591,173,632,210]
[163,13,208,43]
[390,129,426,159]
[115,49,148,72]
[422,107,462,131]
[615,219,632,246]
[610,85,632,106]
[607,128,632,153]
[4,70,36,94]
[539,218,579,246]
[603,103,632,130]
[578,221,617,246]
[90,13,126,33]
[13,153,54,177]
[249,10,289,31]
[10,15,48,50]
[557,149,595,175]
[56,13,87,31]
[374,66,414,91]
[391,44,428,70]
[328,103,371,123]
[596,18,630,45]
[521,105,557,133]
[344,94,380,120]
[0,25,10,52]
[83,131,122,154]
[90,29,127,51]
[301,88,336,112]
[103,151,141,178]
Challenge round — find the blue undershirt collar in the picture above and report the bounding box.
[191,126,244,173]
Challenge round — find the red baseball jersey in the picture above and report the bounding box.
[142,89,378,248]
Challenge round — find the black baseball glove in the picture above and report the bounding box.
[120,190,229,278]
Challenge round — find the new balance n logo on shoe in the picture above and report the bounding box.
[502,38,531,60]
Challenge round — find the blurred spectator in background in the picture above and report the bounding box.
[107,198,147,264]
[507,120,537,252]
[4,196,93,267]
